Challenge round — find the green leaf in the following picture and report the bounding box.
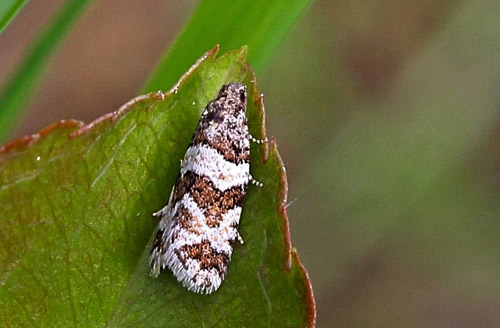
[142,0,313,93]
[0,48,315,327]
[0,0,29,35]
[0,0,92,143]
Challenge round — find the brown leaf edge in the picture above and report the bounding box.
[251,89,316,326]
[0,45,219,156]
[273,137,317,327]
[0,45,317,327]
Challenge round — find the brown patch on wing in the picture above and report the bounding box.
[190,128,249,164]
[177,240,230,275]
[175,205,192,229]
[172,171,246,228]
[173,204,199,232]
[158,205,205,247]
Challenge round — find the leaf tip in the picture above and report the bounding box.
[238,45,249,58]
[166,45,221,94]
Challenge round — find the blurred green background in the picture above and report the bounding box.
[2,0,500,326]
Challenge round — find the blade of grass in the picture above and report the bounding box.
[0,0,29,35]
[142,0,313,93]
[0,0,92,143]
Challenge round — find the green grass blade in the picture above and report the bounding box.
[0,0,29,35]
[142,0,313,93]
[0,0,92,143]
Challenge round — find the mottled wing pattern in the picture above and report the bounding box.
[150,83,250,294]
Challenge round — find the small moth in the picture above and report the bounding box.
[150,83,261,294]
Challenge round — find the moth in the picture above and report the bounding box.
[150,83,263,294]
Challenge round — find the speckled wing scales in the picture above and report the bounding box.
[150,83,251,294]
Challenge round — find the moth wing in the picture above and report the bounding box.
[150,183,177,277]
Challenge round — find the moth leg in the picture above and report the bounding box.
[246,135,265,187]
[248,134,267,144]
[249,175,263,187]
[236,231,245,244]
[152,207,168,217]
[153,184,175,219]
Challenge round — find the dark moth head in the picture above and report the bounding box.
[219,83,247,108]
[205,83,247,123]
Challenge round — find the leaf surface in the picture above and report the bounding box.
[0,48,315,327]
